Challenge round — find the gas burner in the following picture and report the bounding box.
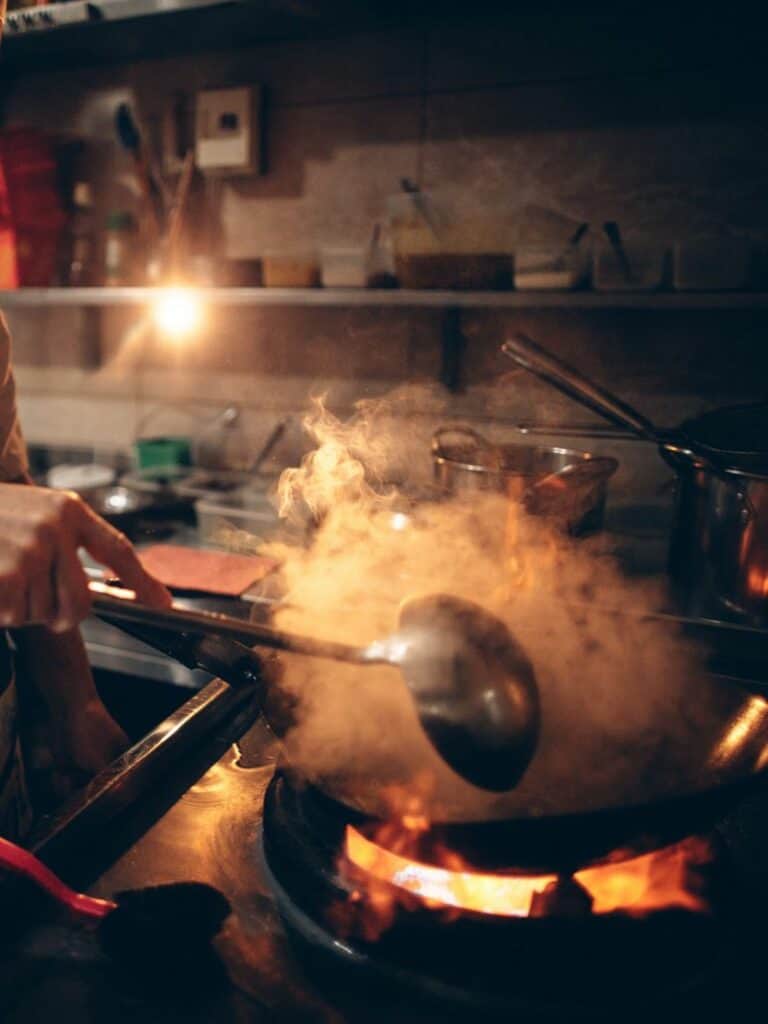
[260,772,730,1017]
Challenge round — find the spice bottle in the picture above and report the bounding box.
[104,210,138,286]
[61,182,96,286]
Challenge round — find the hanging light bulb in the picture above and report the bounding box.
[151,287,203,339]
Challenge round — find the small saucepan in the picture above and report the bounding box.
[431,425,618,535]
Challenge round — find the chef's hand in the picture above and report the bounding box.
[0,482,171,632]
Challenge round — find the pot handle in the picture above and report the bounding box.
[503,333,749,500]
[501,334,660,442]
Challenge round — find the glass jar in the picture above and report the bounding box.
[104,210,138,286]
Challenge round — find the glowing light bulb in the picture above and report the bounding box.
[151,287,203,339]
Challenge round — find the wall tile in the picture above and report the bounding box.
[422,87,768,240]
[17,393,138,448]
[222,96,422,255]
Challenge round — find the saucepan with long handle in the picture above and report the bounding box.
[501,333,727,473]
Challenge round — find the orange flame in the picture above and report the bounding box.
[341,825,711,938]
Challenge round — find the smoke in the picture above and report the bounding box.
[261,388,757,824]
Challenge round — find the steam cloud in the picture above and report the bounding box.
[261,388,764,824]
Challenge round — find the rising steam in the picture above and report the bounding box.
[262,389,756,823]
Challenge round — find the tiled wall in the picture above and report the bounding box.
[3,13,768,491]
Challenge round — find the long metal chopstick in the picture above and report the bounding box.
[88,580,366,664]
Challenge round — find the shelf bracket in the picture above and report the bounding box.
[439,306,466,393]
[80,306,104,368]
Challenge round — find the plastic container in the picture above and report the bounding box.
[673,238,752,291]
[387,191,514,290]
[60,182,96,287]
[593,240,666,291]
[195,487,280,545]
[262,249,320,288]
[514,244,589,291]
[134,436,192,472]
[46,463,115,492]
[104,210,139,286]
[320,247,367,288]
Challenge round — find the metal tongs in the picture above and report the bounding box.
[89,580,540,793]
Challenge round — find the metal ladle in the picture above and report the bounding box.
[89,583,540,792]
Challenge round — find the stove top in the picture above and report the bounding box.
[4,709,768,1024]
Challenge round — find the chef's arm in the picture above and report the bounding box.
[12,624,129,780]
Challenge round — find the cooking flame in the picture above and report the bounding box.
[341,824,711,938]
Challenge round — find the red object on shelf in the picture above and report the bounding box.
[0,127,66,286]
[0,160,18,289]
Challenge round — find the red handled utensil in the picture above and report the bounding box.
[0,836,115,921]
[0,834,230,964]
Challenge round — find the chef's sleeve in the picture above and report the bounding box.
[0,312,29,483]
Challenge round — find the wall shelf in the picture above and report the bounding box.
[3,287,768,310]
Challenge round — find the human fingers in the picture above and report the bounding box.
[51,543,91,633]
[74,502,171,608]
[25,559,57,627]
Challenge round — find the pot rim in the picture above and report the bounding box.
[666,444,768,482]
[432,444,619,479]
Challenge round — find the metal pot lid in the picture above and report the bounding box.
[680,402,768,470]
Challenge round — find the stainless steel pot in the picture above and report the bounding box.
[667,411,768,622]
[502,333,768,623]
[432,425,618,535]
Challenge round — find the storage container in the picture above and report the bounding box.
[320,247,367,288]
[195,487,280,546]
[514,244,589,291]
[262,249,320,288]
[593,239,666,291]
[387,191,514,290]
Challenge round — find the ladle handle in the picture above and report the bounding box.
[501,333,661,443]
[88,581,366,665]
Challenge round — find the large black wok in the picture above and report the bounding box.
[98,602,768,874]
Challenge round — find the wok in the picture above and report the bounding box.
[95,591,768,873]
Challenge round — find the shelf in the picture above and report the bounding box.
[3,287,768,310]
[0,0,493,75]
